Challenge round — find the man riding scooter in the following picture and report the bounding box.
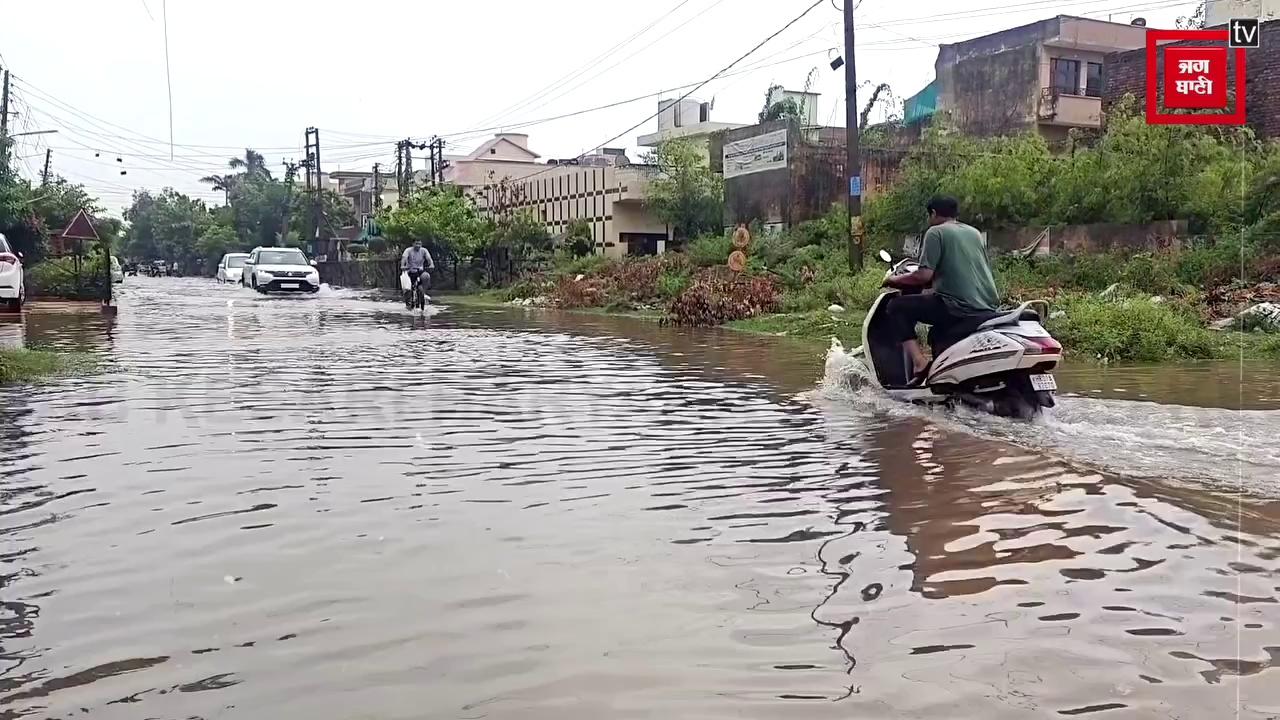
[880,195,1001,386]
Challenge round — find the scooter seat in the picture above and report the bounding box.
[977,303,1040,330]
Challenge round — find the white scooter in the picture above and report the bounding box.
[849,249,1062,418]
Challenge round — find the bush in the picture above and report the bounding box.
[656,270,691,300]
[1049,295,1217,362]
[666,268,781,326]
[27,256,109,300]
[686,234,732,267]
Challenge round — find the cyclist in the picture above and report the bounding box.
[400,239,435,306]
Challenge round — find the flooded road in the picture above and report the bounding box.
[2,277,1279,719]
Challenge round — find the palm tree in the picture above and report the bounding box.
[228,149,273,181]
[200,149,273,206]
[199,173,235,205]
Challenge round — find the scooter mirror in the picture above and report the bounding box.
[878,249,892,263]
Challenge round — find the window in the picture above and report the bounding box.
[1051,57,1081,94]
[226,256,247,268]
[490,148,496,154]
[259,250,308,266]
[1085,62,1103,97]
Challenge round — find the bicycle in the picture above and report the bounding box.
[404,271,430,311]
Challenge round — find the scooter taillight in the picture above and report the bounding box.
[0,253,17,265]
[1016,335,1061,354]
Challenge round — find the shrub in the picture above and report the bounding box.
[686,234,732,267]
[656,270,691,300]
[1049,295,1217,362]
[27,256,109,300]
[666,268,781,326]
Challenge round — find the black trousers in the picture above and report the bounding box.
[887,292,963,344]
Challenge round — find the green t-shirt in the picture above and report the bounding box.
[919,221,1000,314]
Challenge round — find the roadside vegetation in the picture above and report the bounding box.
[0,348,94,384]
[478,100,1280,363]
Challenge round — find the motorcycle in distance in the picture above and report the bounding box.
[847,248,1063,419]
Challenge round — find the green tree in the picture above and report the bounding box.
[380,186,488,259]
[195,223,240,268]
[123,188,213,267]
[643,138,724,241]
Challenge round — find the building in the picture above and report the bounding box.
[636,97,746,155]
[1206,0,1280,25]
[709,120,846,233]
[923,16,1148,142]
[1104,18,1280,139]
[442,133,550,195]
[476,153,671,259]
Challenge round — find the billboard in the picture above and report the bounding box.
[723,129,788,179]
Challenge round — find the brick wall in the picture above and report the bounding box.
[1103,19,1280,137]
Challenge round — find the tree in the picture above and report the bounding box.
[228,149,273,181]
[643,138,724,241]
[564,218,593,257]
[195,223,239,269]
[758,84,806,123]
[123,188,215,268]
[380,186,488,260]
[1176,2,1206,29]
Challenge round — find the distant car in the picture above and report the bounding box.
[216,252,249,284]
[109,256,124,284]
[0,233,24,312]
[243,246,320,294]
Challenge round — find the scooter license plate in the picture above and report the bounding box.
[280,282,299,289]
[1029,374,1057,392]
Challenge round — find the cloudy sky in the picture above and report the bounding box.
[3,0,1193,216]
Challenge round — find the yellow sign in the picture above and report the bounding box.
[728,250,747,273]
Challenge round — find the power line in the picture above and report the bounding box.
[471,0,700,130]
[507,0,732,125]
[496,0,829,188]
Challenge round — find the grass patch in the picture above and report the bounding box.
[1046,294,1219,362]
[727,309,866,347]
[0,348,94,384]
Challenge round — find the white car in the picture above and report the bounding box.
[0,233,24,312]
[109,256,124,284]
[216,252,249,284]
[242,246,320,294]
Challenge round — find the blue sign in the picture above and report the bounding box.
[849,176,862,197]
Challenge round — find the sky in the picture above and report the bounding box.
[2,0,1195,217]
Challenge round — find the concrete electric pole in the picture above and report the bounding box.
[843,0,863,271]
[41,149,51,186]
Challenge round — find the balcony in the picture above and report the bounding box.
[1037,88,1102,128]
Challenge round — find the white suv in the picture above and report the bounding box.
[242,247,321,294]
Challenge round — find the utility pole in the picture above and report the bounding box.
[427,136,448,185]
[304,127,322,251]
[843,0,863,271]
[41,149,52,186]
[372,163,382,211]
[395,140,407,199]
[280,160,299,243]
[0,69,10,139]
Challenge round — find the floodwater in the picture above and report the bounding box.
[1,278,1278,719]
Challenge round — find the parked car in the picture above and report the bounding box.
[242,246,320,293]
[109,256,124,284]
[216,252,249,284]
[0,233,24,312]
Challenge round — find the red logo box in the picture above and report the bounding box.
[1146,28,1247,125]
[1163,46,1227,108]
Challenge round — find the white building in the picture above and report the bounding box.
[1206,0,1280,25]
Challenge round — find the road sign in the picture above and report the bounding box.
[60,208,100,241]
[849,176,862,197]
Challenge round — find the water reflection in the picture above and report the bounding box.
[0,277,1276,719]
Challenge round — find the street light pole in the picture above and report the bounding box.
[843,0,863,271]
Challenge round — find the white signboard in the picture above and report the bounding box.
[723,129,788,179]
